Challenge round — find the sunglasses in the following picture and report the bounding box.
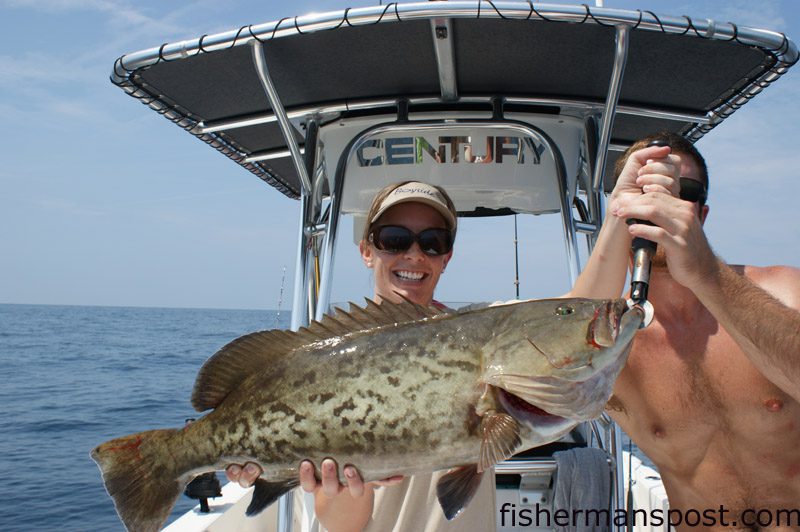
[679,177,707,204]
[369,225,454,256]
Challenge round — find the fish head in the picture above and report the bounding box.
[481,298,642,440]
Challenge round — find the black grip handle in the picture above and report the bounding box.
[629,139,668,304]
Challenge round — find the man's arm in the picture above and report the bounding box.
[620,192,800,402]
[694,261,800,402]
[568,145,680,299]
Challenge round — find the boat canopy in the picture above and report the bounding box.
[112,1,797,200]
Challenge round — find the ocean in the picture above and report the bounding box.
[0,303,290,532]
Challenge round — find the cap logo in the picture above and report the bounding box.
[392,186,442,200]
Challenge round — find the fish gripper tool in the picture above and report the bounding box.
[626,139,668,328]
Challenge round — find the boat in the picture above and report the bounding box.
[107,1,797,530]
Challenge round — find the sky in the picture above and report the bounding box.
[2,0,799,310]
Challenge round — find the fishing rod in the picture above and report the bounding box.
[276,265,286,322]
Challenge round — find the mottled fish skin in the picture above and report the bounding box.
[91,298,642,532]
[181,308,496,481]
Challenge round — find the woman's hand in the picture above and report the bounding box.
[224,459,404,495]
[225,459,404,532]
[299,458,404,497]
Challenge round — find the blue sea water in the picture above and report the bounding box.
[0,303,291,532]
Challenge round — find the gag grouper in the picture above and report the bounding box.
[92,297,643,531]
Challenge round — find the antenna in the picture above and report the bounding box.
[513,215,520,299]
[276,266,287,321]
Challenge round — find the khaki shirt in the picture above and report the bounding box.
[365,470,497,532]
[297,470,497,532]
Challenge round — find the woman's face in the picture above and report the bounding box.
[360,202,453,306]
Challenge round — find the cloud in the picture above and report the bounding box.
[2,0,168,28]
[713,1,786,32]
[0,53,94,87]
[695,69,800,188]
[667,0,786,31]
[0,71,116,126]
[47,99,104,119]
[1,0,213,59]
[0,2,145,91]
[0,1,223,126]
[31,197,111,217]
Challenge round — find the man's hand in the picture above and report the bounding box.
[612,190,716,290]
[610,144,681,203]
[609,143,716,289]
[567,145,680,300]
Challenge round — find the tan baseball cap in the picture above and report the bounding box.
[370,181,456,230]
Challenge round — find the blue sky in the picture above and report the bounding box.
[2,0,799,310]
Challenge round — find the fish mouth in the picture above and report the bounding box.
[587,300,626,349]
[496,387,567,427]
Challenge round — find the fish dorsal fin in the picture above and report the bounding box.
[190,328,306,411]
[359,295,446,324]
[191,298,447,411]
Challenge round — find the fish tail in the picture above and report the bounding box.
[91,428,184,532]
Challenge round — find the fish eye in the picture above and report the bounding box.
[555,306,574,316]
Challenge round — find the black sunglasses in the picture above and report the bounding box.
[369,225,454,256]
[679,177,707,204]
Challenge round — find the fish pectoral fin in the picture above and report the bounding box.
[474,383,500,416]
[435,464,483,521]
[478,411,521,473]
[245,477,300,517]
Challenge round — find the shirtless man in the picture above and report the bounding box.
[606,132,800,530]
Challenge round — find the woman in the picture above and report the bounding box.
[357,180,456,308]
[229,181,487,532]
[227,144,680,531]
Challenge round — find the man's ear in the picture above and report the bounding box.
[700,204,710,225]
[359,240,374,268]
